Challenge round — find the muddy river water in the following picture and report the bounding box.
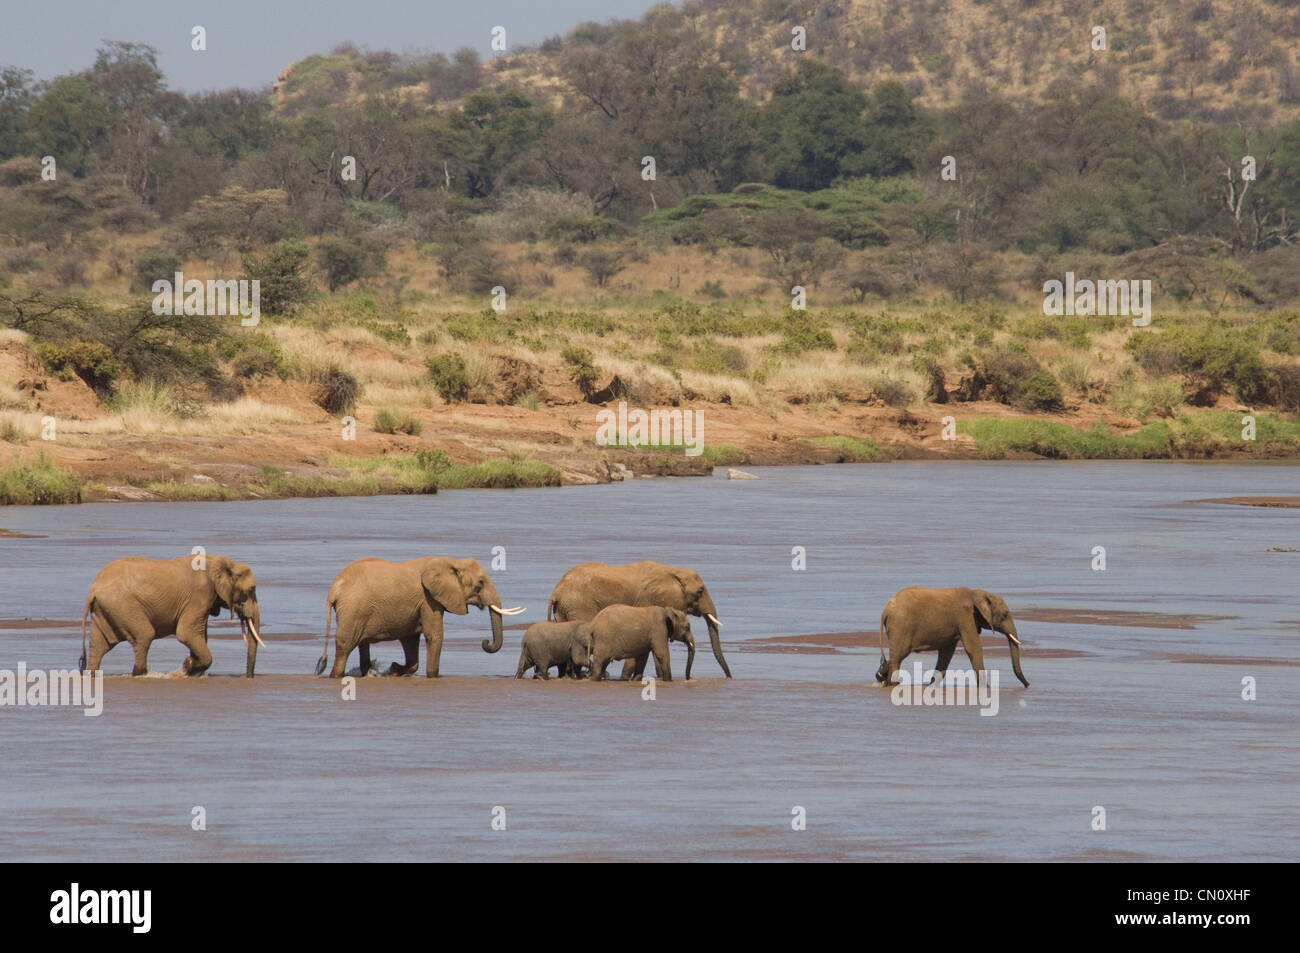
[1,461,1297,861]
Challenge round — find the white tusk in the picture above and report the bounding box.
[247,619,266,648]
[490,605,526,616]
[706,613,722,628]
[1007,633,1022,646]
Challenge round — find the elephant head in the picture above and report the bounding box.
[208,556,264,662]
[647,568,727,678]
[661,607,695,680]
[420,557,519,654]
[569,624,595,675]
[972,589,1029,687]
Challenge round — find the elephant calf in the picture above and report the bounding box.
[80,555,265,677]
[515,621,593,679]
[590,605,694,682]
[876,586,1028,688]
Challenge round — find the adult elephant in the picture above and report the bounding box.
[316,557,522,678]
[80,555,264,677]
[875,586,1028,688]
[547,561,731,679]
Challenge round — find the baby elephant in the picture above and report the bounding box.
[590,605,694,682]
[515,621,593,679]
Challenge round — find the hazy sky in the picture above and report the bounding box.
[1,0,663,92]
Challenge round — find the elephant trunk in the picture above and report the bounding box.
[1006,624,1028,687]
[698,592,731,678]
[684,632,696,681]
[242,601,262,678]
[482,582,504,654]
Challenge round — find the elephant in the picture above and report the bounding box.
[589,605,694,682]
[316,557,522,678]
[79,555,264,677]
[547,561,730,680]
[875,586,1028,688]
[514,621,593,680]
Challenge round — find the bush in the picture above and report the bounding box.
[373,408,422,435]
[315,367,360,414]
[1126,325,1270,404]
[0,452,82,505]
[241,239,314,316]
[579,248,625,287]
[561,346,599,394]
[872,376,915,407]
[35,340,124,392]
[1018,371,1065,412]
[980,348,1063,410]
[776,317,836,354]
[425,353,470,401]
[131,249,183,294]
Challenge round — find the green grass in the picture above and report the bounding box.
[145,481,240,502]
[803,434,885,462]
[372,408,423,435]
[961,412,1300,459]
[0,453,82,505]
[699,443,749,466]
[328,453,561,490]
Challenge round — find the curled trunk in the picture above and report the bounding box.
[1006,624,1028,687]
[698,591,732,678]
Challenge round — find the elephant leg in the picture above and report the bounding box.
[515,649,530,679]
[882,647,905,685]
[653,644,671,682]
[131,638,152,677]
[931,643,956,685]
[421,609,444,678]
[398,635,420,676]
[617,659,637,680]
[358,641,374,675]
[958,623,985,686]
[86,615,116,673]
[177,629,212,677]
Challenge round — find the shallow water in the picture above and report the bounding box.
[1,461,1297,861]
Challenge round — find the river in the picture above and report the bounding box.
[1,461,1296,861]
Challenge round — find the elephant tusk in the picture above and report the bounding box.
[246,619,266,648]
[491,605,525,616]
[1007,633,1022,646]
[706,613,722,628]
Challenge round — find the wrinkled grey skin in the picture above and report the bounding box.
[515,621,593,679]
[80,555,263,677]
[548,561,730,679]
[318,557,506,678]
[875,586,1028,688]
[589,605,694,682]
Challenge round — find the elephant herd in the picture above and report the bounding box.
[76,553,1029,687]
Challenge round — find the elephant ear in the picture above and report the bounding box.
[207,556,237,609]
[972,590,996,632]
[422,561,468,614]
[644,570,688,610]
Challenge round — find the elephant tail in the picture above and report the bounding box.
[547,599,555,621]
[878,609,888,663]
[79,594,94,673]
[315,597,334,676]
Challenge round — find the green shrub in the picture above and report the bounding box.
[241,239,314,316]
[804,435,884,461]
[514,390,540,411]
[1018,371,1065,411]
[35,340,124,392]
[776,317,836,354]
[872,376,915,407]
[131,249,183,294]
[373,408,422,435]
[0,452,82,505]
[426,353,470,401]
[1126,325,1269,404]
[561,346,599,394]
